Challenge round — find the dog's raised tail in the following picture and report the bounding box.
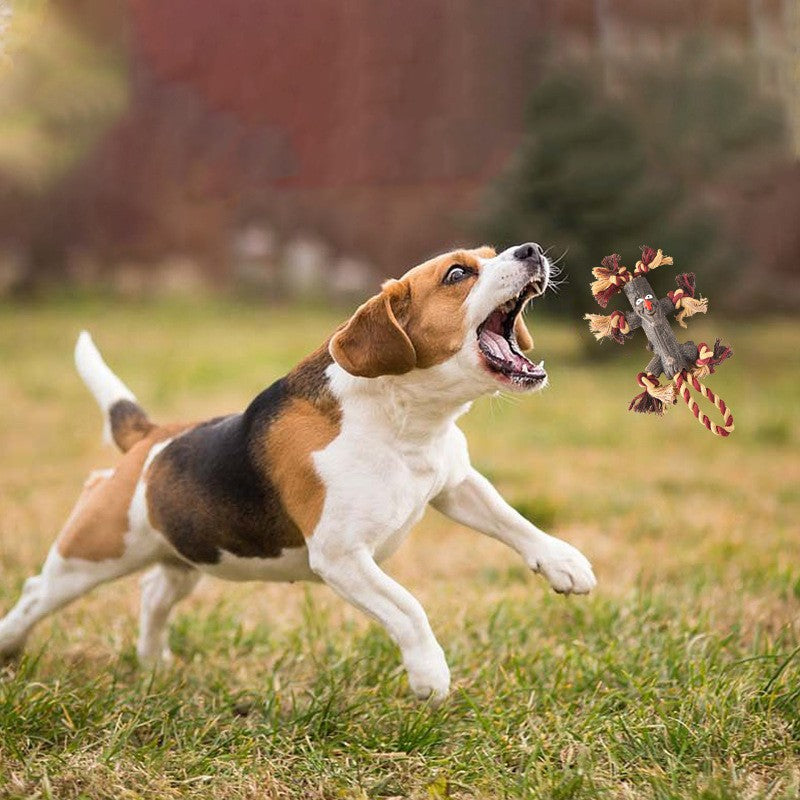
[74,331,154,452]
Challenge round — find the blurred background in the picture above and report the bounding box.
[0,0,798,312]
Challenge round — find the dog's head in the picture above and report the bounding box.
[330,244,551,397]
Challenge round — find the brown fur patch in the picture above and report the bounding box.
[402,247,493,368]
[57,424,190,561]
[145,415,306,564]
[329,287,416,378]
[330,247,496,378]
[263,397,341,538]
[146,347,340,564]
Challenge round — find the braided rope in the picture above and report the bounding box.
[673,370,734,437]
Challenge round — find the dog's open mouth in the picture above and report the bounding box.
[477,282,546,388]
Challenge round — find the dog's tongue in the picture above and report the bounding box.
[480,329,515,361]
[480,330,543,375]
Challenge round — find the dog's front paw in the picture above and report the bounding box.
[531,538,596,595]
[404,646,451,705]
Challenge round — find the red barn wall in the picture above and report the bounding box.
[57,0,545,277]
[15,0,794,290]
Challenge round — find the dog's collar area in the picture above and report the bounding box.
[476,281,545,387]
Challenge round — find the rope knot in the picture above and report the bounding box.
[695,343,715,367]
[692,339,733,378]
[633,246,673,276]
[667,272,708,327]
[636,371,659,391]
[629,372,676,415]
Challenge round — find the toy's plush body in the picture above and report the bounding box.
[584,247,734,436]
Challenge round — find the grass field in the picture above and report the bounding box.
[0,296,798,799]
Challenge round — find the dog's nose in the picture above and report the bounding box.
[513,243,544,261]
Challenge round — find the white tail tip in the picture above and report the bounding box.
[74,331,137,444]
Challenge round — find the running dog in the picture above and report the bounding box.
[0,243,595,702]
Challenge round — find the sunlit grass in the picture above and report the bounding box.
[0,296,798,799]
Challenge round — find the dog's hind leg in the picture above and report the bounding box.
[0,573,45,661]
[0,468,165,662]
[0,543,161,662]
[137,563,199,665]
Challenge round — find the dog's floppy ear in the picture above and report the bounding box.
[330,281,417,378]
[514,314,533,351]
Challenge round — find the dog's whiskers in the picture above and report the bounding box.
[545,248,569,295]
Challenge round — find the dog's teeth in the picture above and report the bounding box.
[538,360,545,369]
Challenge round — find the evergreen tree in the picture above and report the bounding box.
[482,48,787,324]
[482,70,684,322]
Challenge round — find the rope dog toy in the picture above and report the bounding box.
[584,246,735,437]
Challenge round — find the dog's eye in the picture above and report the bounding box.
[443,264,471,285]
[635,298,644,305]
[645,294,653,300]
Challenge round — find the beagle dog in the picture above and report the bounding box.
[0,244,595,702]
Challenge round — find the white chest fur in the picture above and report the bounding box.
[311,365,472,563]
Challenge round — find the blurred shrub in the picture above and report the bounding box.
[632,41,787,187]
[482,39,789,322]
[0,1,127,191]
[754,419,792,447]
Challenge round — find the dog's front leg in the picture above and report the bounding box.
[308,543,450,703]
[432,468,596,594]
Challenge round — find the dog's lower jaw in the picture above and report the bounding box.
[404,643,451,705]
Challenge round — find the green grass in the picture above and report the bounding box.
[0,296,798,799]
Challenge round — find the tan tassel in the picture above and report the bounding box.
[675,295,708,328]
[649,250,673,270]
[648,381,676,405]
[590,265,630,294]
[584,310,629,343]
[584,313,615,340]
[589,269,616,295]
